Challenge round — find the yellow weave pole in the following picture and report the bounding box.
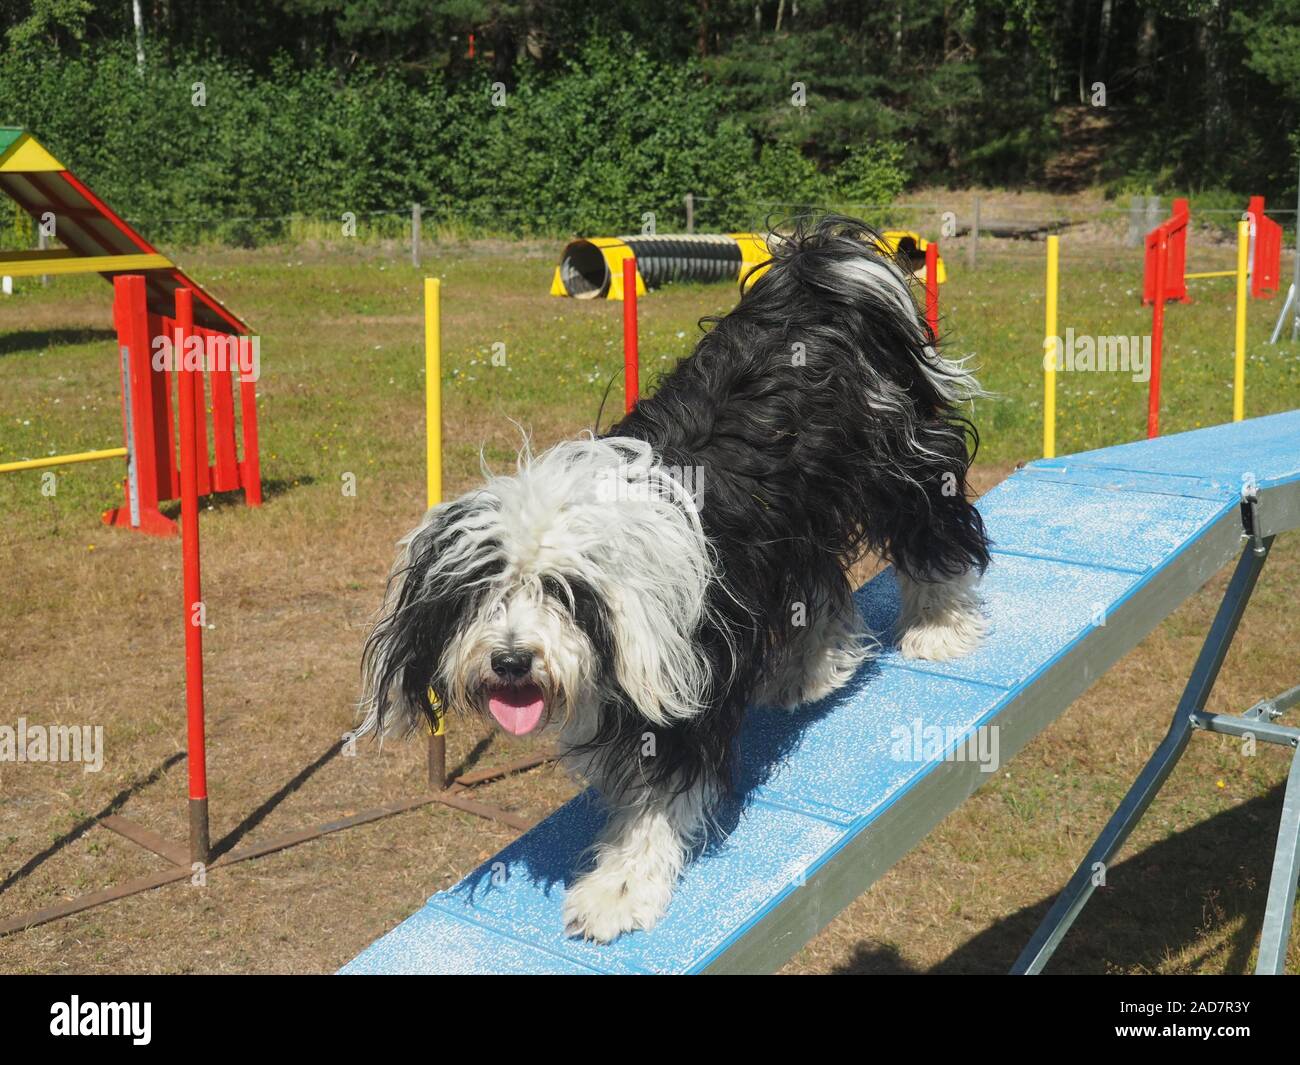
[1233,219,1249,422]
[0,446,126,474]
[1043,236,1059,458]
[423,277,447,778]
[425,277,443,508]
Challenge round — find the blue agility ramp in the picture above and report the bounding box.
[342,412,1300,975]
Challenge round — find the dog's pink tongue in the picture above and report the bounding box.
[487,684,545,735]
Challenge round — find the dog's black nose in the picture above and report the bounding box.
[491,650,533,680]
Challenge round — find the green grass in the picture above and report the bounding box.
[3,240,1296,541]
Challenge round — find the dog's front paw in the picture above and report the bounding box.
[562,867,671,943]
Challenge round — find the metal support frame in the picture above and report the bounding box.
[1268,281,1296,345]
[1260,740,1300,971]
[1013,527,1300,974]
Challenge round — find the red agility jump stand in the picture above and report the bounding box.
[1143,197,1282,306]
[1247,196,1282,300]
[1143,199,1191,306]
[103,275,262,536]
[1143,198,1276,440]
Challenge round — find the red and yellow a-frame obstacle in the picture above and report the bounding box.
[0,127,260,534]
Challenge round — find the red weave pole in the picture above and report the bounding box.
[177,288,210,863]
[623,257,639,413]
[924,242,939,341]
[1148,235,1167,439]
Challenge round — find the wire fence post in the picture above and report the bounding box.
[1145,195,1162,235]
[1127,195,1143,248]
[684,192,695,234]
[967,196,980,270]
[411,203,422,268]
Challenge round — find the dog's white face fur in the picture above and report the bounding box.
[361,436,721,749]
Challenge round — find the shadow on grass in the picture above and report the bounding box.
[210,738,344,860]
[0,327,118,358]
[3,733,386,896]
[448,733,501,781]
[833,782,1290,975]
[0,751,187,898]
[157,476,314,521]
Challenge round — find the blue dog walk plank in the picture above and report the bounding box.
[979,475,1228,573]
[742,667,1009,828]
[350,903,604,975]
[341,413,1296,976]
[1025,408,1300,496]
[415,793,844,975]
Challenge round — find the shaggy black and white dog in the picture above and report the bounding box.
[359,215,990,942]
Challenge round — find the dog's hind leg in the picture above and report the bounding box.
[872,416,990,663]
[562,780,710,943]
[896,567,986,661]
[755,585,870,710]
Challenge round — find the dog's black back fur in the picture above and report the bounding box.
[590,215,990,799]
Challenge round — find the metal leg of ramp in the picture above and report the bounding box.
[1014,534,1300,974]
[1248,687,1300,973]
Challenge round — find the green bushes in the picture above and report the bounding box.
[0,40,909,245]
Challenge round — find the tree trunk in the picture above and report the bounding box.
[1137,7,1157,71]
[1199,2,1230,170]
[132,0,146,71]
[1097,0,1112,82]
[492,24,517,87]
[1078,0,1092,103]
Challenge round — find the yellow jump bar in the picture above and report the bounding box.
[0,253,172,278]
[1185,270,1237,280]
[0,447,126,474]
